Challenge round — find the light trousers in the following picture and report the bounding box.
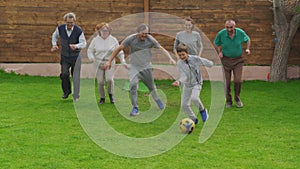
[130,68,159,108]
[181,84,204,120]
[95,64,115,98]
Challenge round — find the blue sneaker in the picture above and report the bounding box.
[130,107,140,116]
[156,99,164,109]
[200,109,209,122]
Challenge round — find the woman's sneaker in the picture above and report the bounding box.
[236,101,243,108]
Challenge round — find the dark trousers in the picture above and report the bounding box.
[60,56,81,98]
[221,56,244,104]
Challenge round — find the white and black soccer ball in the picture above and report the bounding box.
[180,118,195,134]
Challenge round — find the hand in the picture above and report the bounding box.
[50,45,59,52]
[172,81,180,87]
[218,52,223,59]
[169,59,176,65]
[103,62,111,70]
[117,63,129,70]
[123,63,129,70]
[69,44,77,50]
[245,49,250,55]
[89,58,96,62]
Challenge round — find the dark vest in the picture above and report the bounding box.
[58,24,82,58]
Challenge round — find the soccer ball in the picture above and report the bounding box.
[180,118,195,134]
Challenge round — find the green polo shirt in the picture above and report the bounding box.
[214,28,249,58]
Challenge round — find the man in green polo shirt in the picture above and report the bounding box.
[214,20,251,108]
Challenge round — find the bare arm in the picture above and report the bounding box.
[173,36,180,60]
[245,39,251,55]
[103,45,125,70]
[160,46,176,65]
[214,44,223,59]
[198,47,203,57]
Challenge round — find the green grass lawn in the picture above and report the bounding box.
[0,70,299,168]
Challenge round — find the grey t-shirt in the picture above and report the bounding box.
[122,33,161,70]
[173,31,202,55]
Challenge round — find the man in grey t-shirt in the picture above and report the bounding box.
[104,23,176,116]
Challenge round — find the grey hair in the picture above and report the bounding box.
[136,23,149,33]
[64,12,76,21]
[225,20,236,25]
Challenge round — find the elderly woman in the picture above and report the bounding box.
[87,22,126,104]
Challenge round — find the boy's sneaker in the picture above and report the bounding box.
[155,99,164,110]
[130,107,140,116]
[192,118,199,125]
[200,109,209,122]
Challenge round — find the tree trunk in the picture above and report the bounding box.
[270,0,300,82]
[270,28,290,82]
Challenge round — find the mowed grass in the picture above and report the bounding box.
[0,70,299,169]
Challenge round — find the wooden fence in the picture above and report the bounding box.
[0,0,299,65]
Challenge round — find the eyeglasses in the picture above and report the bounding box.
[226,26,233,29]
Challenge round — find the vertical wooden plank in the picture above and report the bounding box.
[144,0,150,25]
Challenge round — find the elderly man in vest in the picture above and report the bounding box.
[51,12,86,101]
